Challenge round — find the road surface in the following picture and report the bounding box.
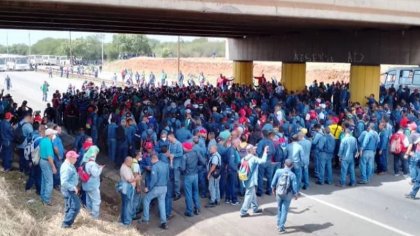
[1,71,420,236]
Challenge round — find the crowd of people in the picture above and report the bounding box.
[1,75,420,233]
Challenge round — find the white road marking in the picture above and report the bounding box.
[301,193,414,236]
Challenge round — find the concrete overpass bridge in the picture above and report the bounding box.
[2,0,420,103]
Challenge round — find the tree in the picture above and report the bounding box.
[112,34,152,56]
[31,38,65,55]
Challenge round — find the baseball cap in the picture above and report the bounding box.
[182,142,193,151]
[4,112,13,120]
[45,128,57,136]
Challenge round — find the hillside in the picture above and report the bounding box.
[104,57,352,85]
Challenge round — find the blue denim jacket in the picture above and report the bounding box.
[338,134,358,161]
[82,161,102,191]
[242,153,267,188]
[150,161,169,189]
[361,130,379,151]
[60,160,79,192]
[298,138,311,166]
[0,120,14,146]
[271,168,298,199]
[169,140,183,159]
[17,121,33,148]
[286,142,304,168]
[256,138,275,162]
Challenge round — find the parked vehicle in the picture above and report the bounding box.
[14,56,30,71]
[383,67,420,92]
[0,57,6,71]
[59,56,71,66]
[29,55,43,65]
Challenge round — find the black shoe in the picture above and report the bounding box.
[405,194,415,199]
[132,215,141,221]
[174,194,181,201]
[205,203,216,208]
[160,223,168,230]
[166,214,175,221]
[253,208,263,214]
[240,213,250,218]
[358,181,367,185]
[194,208,200,215]
[256,193,262,197]
[184,212,193,217]
[61,224,71,229]
[265,191,272,196]
[315,181,323,185]
[302,186,307,190]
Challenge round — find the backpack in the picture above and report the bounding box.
[24,136,42,165]
[77,160,93,183]
[116,125,126,142]
[276,171,291,197]
[13,122,27,144]
[209,153,221,178]
[390,133,404,154]
[238,157,253,181]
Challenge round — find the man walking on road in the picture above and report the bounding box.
[239,145,268,217]
[41,81,50,102]
[60,151,81,228]
[271,159,298,233]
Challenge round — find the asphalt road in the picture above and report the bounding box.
[1,71,420,236]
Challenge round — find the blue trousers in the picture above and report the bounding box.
[301,165,310,188]
[219,169,226,199]
[107,138,116,163]
[165,171,174,218]
[184,174,200,215]
[394,153,409,175]
[173,158,182,196]
[40,159,53,204]
[117,143,128,166]
[225,171,238,202]
[62,190,81,227]
[18,148,28,173]
[313,150,320,178]
[276,196,292,230]
[1,143,13,171]
[209,176,220,203]
[143,186,167,224]
[53,158,63,188]
[91,128,98,145]
[240,186,259,215]
[198,167,207,197]
[409,157,419,182]
[377,150,388,173]
[319,153,333,184]
[340,159,355,186]
[257,162,274,195]
[409,167,420,197]
[360,150,375,182]
[25,163,41,194]
[120,189,134,225]
[292,166,302,192]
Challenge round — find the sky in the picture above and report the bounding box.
[0,29,224,45]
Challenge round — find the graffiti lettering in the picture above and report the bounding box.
[293,51,334,62]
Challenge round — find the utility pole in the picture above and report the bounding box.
[101,33,104,65]
[177,35,180,78]
[69,31,72,64]
[6,30,9,54]
[28,31,31,55]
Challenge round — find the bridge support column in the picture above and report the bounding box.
[350,65,380,105]
[233,60,253,85]
[281,63,306,92]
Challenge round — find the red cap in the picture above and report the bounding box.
[199,129,207,134]
[182,142,193,151]
[145,142,154,150]
[4,112,13,120]
[400,117,409,128]
[239,117,247,124]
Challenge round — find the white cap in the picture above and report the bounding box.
[45,128,57,136]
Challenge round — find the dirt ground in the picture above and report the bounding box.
[104,57,353,85]
[0,171,138,236]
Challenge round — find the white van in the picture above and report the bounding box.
[383,67,420,91]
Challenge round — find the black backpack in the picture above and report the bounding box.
[116,125,126,142]
[13,122,27,144]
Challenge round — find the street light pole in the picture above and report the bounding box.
[101,33,104,65]
[28,31,31,55]
[69,31,72,64]
[177,35,180,78]
[6,30,9,54]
